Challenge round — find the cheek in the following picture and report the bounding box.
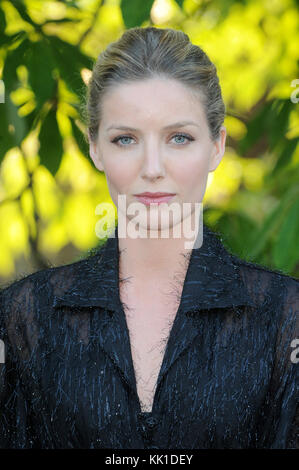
[104,160,134,191]
[173,154,210,190]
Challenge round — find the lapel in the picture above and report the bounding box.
[52,224,255,398]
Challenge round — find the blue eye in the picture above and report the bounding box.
[111,133,194,147]
[111,135,134,146]
[172,133,194,144]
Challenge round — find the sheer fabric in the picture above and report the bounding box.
[0,224,298,448]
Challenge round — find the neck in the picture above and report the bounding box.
[117,219,200,285]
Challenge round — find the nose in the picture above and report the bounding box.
[140,140,166,181]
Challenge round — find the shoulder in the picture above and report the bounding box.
[205,224,299,299]
[0,251,102,323]
[0,251,104,365]
[209,224,299,309]
[231,253,299,296]
[229,253,298,332]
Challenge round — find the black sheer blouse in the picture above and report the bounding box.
[0,224,298,449]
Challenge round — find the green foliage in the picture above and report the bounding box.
[26,40,56,111]
[70,118,89,157]
[0,7,6,32]
[174,0,184,7]
[273,199,299,272]
[120,0,155,29]
[48,36,92,97]
[0,9,93,174]
[0,0,298,279]
[38,107,63,175]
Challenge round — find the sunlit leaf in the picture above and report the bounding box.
[42,18,81,25]
[10,0,37,27]
[174,0,184,8]
[0,31,25,47]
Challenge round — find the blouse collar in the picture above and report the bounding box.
[52,224,255,315]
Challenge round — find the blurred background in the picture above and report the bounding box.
[0,0,298,287]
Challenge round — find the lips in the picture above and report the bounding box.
[135,192,176,197]
[134,193,176,206]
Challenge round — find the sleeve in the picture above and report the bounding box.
[0,285,37,448]
[267,275,299,449]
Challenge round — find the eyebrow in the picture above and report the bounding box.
[106,120,200,132]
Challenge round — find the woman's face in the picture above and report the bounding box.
[89,77,226,232]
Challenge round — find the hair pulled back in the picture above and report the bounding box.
[83,27,225,143]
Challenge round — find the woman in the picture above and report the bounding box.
[0,27,298,449]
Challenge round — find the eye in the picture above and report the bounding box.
[111,132,195,147]
[111,135,135,146]
[171,133,195,145]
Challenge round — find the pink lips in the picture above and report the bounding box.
[134,192,176,206]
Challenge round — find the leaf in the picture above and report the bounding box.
[5,92,26,146]
[246,185,299,260]
[237,98,293,159]
[38,107,63,176]
[0,31,26,47]
[272,138,298,175]
[238,100,273,155]
[120,0,155,28]
[174,0,184,7]
[0,5,6,32]
[0,109,15,162]
[48,36,92,97]
[10,0,37,27]
[0,93,32,162]
[273,199,299,273]
[212,212,257,259]
[70,118,88,157]
[42,18,81,25]
[23,109,38,136]
[268,99,293,150]
[2,38,30,90]
[26,40,56,111]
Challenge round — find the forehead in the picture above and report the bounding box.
[100,77,206,127]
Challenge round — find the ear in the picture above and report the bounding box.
[88,131,105,172]
[208,126,226,172]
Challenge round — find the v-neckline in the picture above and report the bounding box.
[118,298,184,415]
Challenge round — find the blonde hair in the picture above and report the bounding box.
[83,26,225,143]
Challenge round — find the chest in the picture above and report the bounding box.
[120,285,181,413]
